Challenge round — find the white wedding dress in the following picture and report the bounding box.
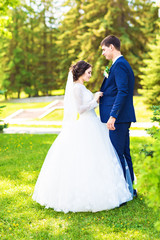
[32,83,132,213]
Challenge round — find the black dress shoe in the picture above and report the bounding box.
[119,202,127,207]
[133,189,138,198]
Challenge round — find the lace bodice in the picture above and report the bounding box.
[73,83,98,114]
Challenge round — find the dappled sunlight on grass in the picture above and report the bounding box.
[30,218,68,237]
[19,170,38,182]
[0,134,160,239]
[42,109,64,121]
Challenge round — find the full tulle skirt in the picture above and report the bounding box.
[32,110,132,213]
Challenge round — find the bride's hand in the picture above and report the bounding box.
[94,91,103,102]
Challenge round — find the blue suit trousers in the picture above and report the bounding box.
[109,122,134,183]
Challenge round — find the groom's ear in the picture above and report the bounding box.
[109,44,114,51]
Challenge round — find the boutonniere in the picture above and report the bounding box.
[103,66,110,78]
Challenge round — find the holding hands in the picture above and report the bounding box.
[94,91,103,103]
[94,91,116,130]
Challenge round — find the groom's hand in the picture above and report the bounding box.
[107,116,116,130]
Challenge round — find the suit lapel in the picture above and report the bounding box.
[100,65,113,91]
[100,56,124,91]
[100,77,106,91]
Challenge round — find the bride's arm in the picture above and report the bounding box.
[73,85,98,114]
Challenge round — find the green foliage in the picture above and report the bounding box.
[0,90,7,131]
[57,0,83,88]
[139,25,160,106]
[0,0,159,97]
[138,105,160,231]
[140,144,154,157]
[58,0,159,91]
[0,0,19,37]
[0,0,60,98]
[151,105,160,123]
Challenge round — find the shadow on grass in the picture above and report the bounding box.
[29,197,160,240]
[0,134,160,239]
[1,173,159,239]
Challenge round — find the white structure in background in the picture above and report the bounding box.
[4,100,64,124]
[156,0,160,17]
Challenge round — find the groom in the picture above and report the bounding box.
[99,35,137,196]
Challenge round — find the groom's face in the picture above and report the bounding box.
[102,45,113,60]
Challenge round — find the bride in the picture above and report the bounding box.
[32,60,133,213]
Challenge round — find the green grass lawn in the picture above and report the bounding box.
[42,109,64,121]
[0,134,159,240]
[133,96,152,122]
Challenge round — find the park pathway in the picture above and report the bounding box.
[3,126,150,136]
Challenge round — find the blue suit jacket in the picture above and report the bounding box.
[99,56,136,123]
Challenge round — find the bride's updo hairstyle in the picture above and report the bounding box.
[70,60,91,82]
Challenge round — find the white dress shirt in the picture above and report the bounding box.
[112,55,123,65]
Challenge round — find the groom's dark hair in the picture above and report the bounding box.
[101,35,121,51]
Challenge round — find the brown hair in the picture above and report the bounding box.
[101,35,121,51]
[70,60,92,81]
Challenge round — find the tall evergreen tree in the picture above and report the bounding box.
[57,0,83,88]
[0,0,19,37]
[35,0,59,95]
[129,0,159,90]
[0,0,59,98]
[2,6,28,98]
[58,0,159,92]
[0,0,159,97]
[139,25,160,106]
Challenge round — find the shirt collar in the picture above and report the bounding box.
[112,55,123,65]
